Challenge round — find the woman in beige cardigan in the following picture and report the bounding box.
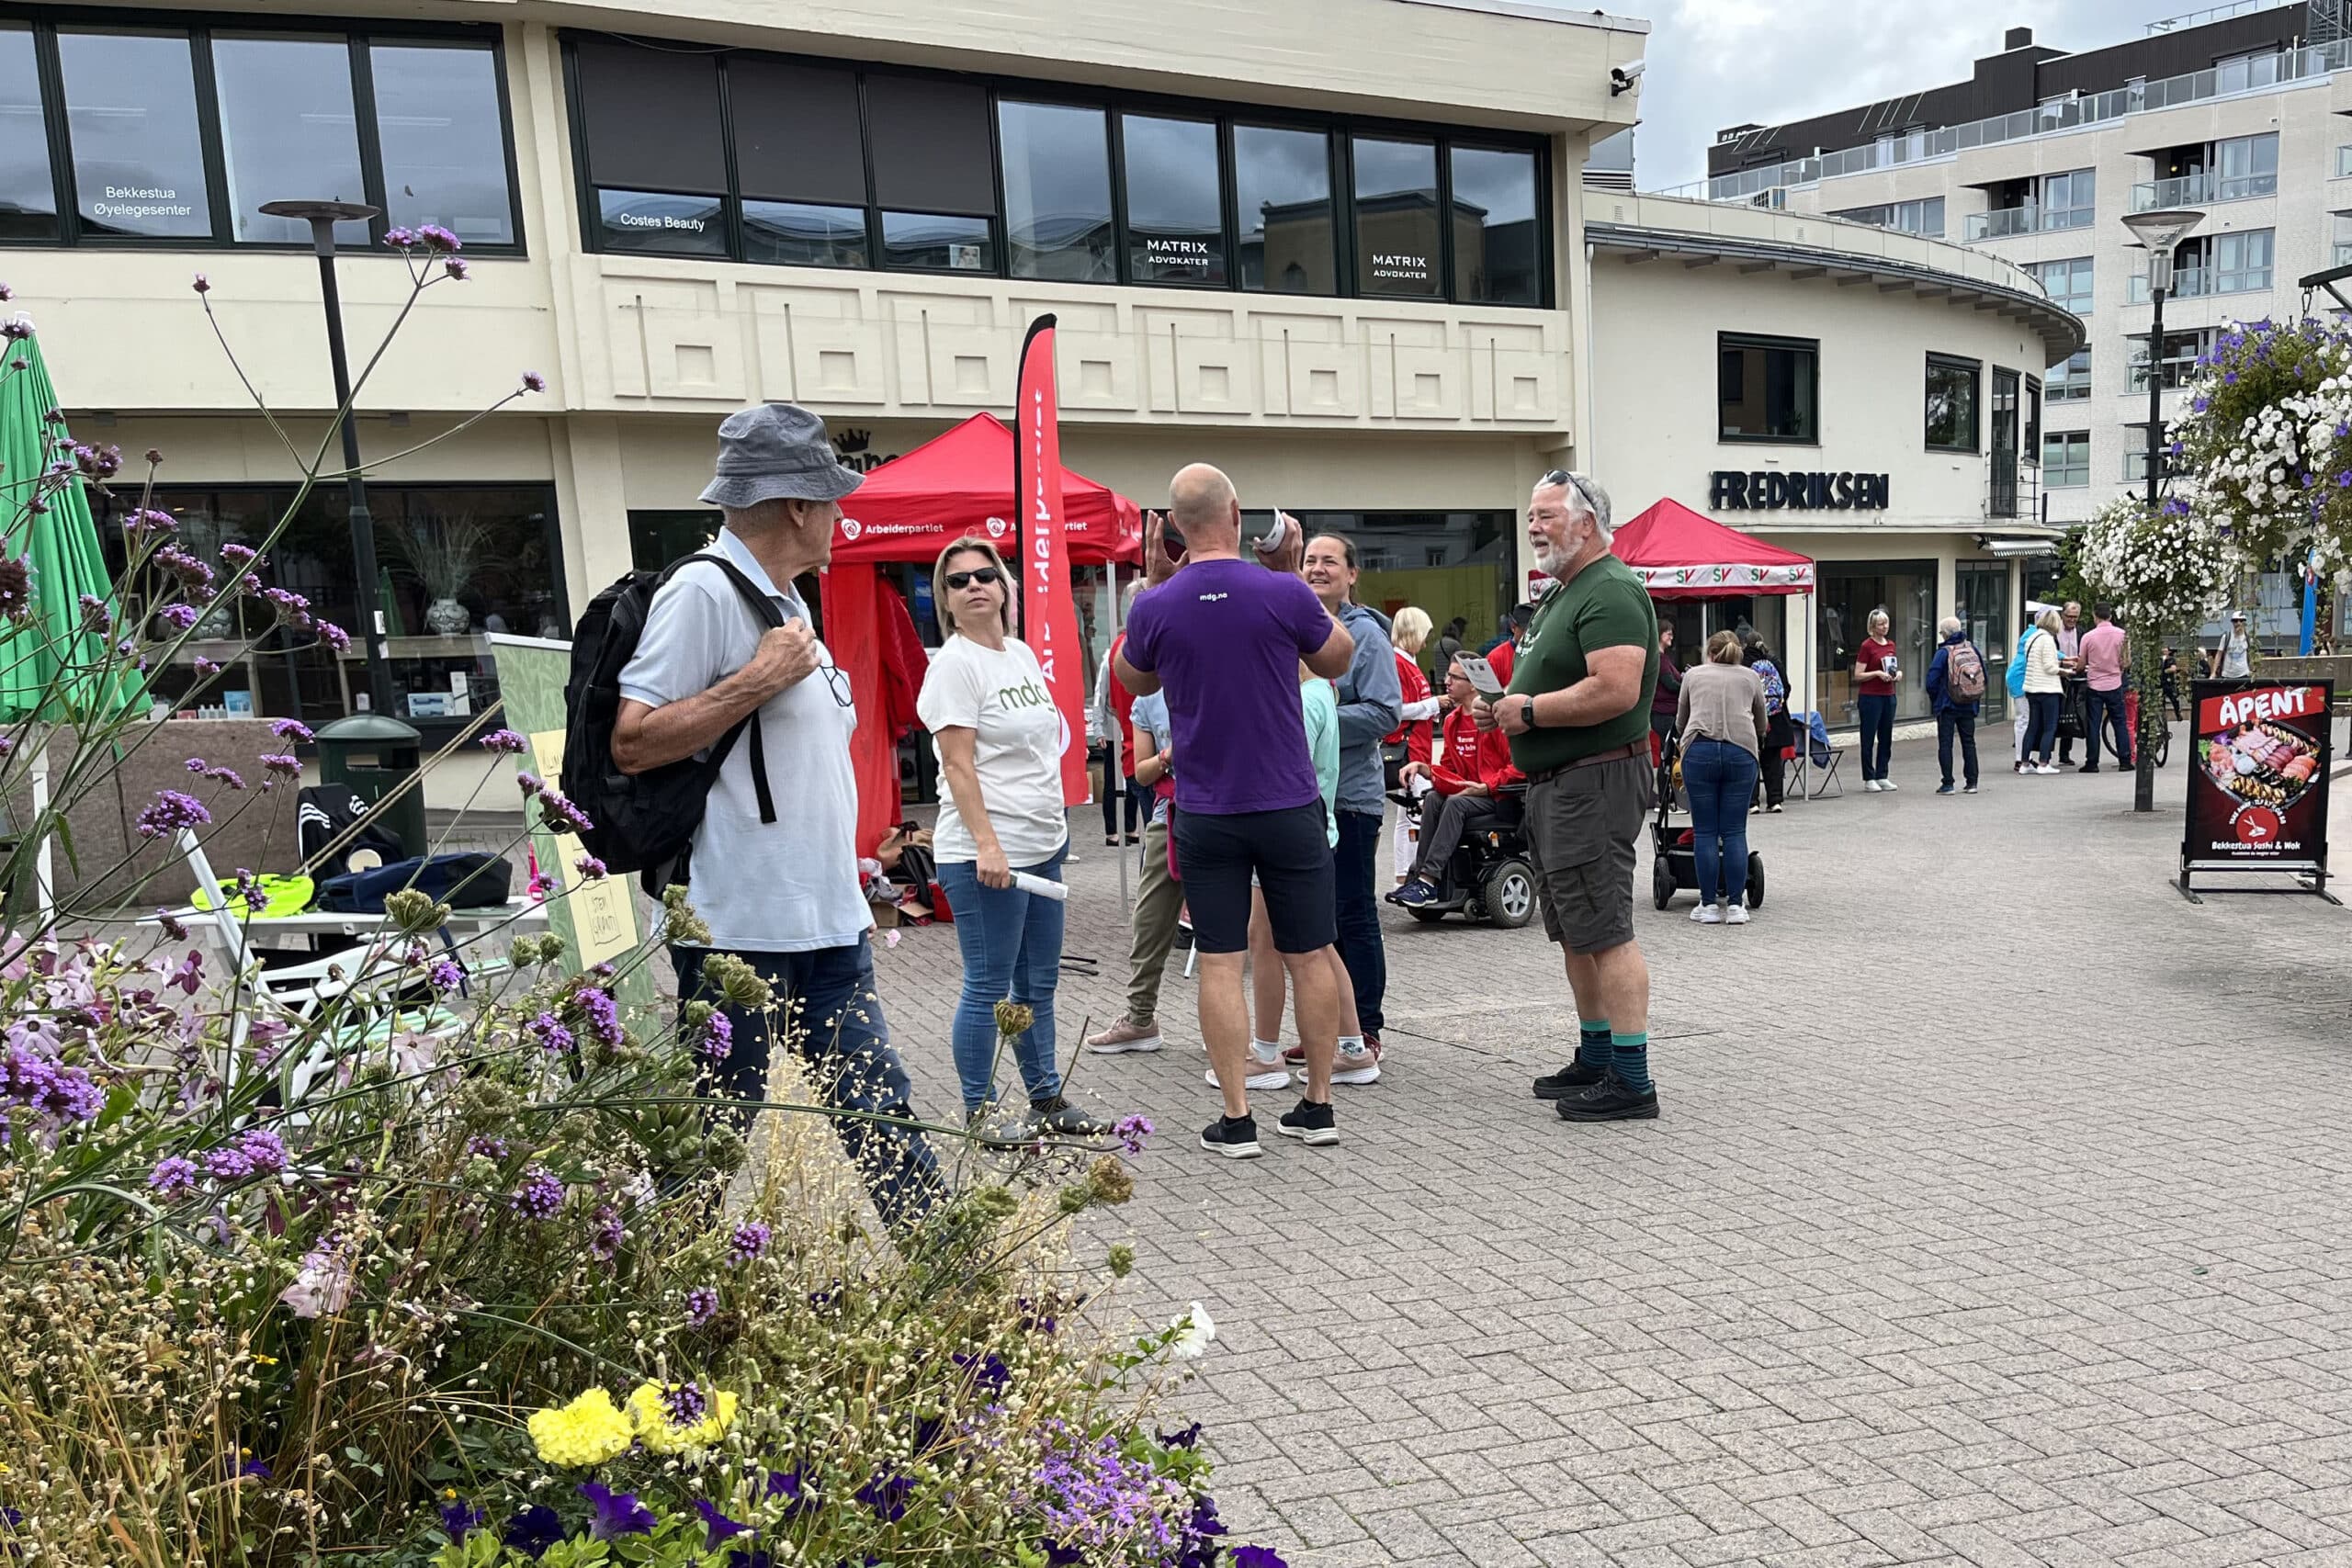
[1673,630,1770,925]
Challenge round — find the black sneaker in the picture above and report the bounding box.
[2078,764,2100,773]
[1199,1114,1262,1159]
[1275,1097,1339,1146]
[1030,1096,1110,1137]
[1532,1058,1609,1100]
[1554,1070,1659,1122]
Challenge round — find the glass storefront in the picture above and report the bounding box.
[1957,563,2011,721]
[1816,560,1938,725]
[1291,511,1515,674]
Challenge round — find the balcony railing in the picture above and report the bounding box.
[1963,204,2097,242]
[1679,38,2350,204]
[2126,264,2272,302]
[2128,170,2278,210]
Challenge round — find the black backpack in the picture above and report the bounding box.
[561,554,782,896]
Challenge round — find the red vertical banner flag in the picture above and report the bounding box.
[1015,314,1090,804]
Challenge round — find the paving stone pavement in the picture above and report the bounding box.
[869,735,2352,1568]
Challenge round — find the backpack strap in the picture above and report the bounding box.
[660,553,790,827]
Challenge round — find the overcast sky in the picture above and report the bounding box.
[1623,0,2181,191]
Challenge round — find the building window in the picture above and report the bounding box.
[1829,197,1943,237]
[0,25,57,242]
[1235,123,1334,295]
[999,100,1114,282]
[731,56,869,270]
[2128,329,2205,392]
[2034,256,2093,314]
[1124,114,1226,285]
[2048,348,2091,401]
[2335,213,2352,270]
[2040,169,2095,231]
[2024,375,2041,457]
[2216,49,2282,95]
[573,39,724,257]
[1351,136,1441,297]
[1451,145,1540,304]
[1925,354,1980,452]
[2043,432,2089,488]
[2217,132,2278,200]
[1717,333,1818,444]
[58,30,214,239]
[2213,229,2273,295]
[214,35,371,246]
[867,74,997,273]
[14,17,517,251]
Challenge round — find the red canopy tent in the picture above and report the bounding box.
[1610,498,1815,598]
[818,412,1144,853]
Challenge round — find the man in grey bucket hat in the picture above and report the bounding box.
[615,402,943,1237]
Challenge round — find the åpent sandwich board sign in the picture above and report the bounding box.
[2179,678,2334,902]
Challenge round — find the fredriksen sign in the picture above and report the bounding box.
[1708,470,1891,512]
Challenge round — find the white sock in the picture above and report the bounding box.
[1250,1039,1282,1064]
[1337,1033,1368,1058]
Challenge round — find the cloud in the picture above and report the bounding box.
[1625,1,2158,191]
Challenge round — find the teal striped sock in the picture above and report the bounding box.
[1611,1030,1652,1094]
[1577,1021,1611,1070]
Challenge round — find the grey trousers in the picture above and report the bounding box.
[1125,817,1186,1028]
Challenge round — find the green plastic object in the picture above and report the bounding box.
[317,713,425,859]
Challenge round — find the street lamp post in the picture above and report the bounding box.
[259,198,394,718]
[2120,206,2206,814]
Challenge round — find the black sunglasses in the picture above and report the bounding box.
[1538,468,1603,521]
[945,567,1002,590]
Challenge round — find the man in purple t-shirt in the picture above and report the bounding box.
[1118,463,1354,1159]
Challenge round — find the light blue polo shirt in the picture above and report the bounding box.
[616,527,869,953]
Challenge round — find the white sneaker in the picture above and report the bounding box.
[1207,1065,1291,1091]
[1086,1020,1164,1055]
[1724,904,1751,925]
[1690,903,1724,924]
[2035,764,2060,774]
[1879,779,1897,791]
[1863,779,1883,792]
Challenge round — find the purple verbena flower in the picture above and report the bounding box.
[660,1381,707,1427]
[1112,1113,1153,1155]
[192,273,210,294]
[236,1127,288,1175]
[416,223,461,254]
[0,558,31,621]
[536,788,594,836]
[574,853,607,881]
[527,1012,574,1055]
[509,1166,565,1220]
[427,959,464,993]
[479,728,527,754]
[575,987,622,1048]
[684,1284,720,1326]
[316,620,350,653]
[728,1221,771,1266]
[208,767,249,793]
[272,718,315,744]
[149,1155,200,1199]
[699,1010,734,1062]
[515,771,544,797]
[443,257,469,281]
[588,1203,624,1263]
[522,371,547,393]
[135,789,212,840]
[466,1134,508,1161]
[260,753,300,778]
[384,226,416,248]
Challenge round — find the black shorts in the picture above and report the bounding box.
[1172,801,1335,955]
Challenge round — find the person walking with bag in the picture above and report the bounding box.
[1673,631,1768,926]
[1925,615,1984,795]
[2019,608,2065,774]
[919,536,1112,1140]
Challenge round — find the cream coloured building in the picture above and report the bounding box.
[0,0,1645,784]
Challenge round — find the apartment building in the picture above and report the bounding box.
[1694,1,2351,568]
[0,0,1643,775]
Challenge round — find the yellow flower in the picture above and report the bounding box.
[624,1382,740,1454]
[252,1354,278,1366]
[526,1388,635,1467]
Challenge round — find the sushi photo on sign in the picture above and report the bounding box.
[2187,682,2333,863]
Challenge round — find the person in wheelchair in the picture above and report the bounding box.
[1387,656,1524,908]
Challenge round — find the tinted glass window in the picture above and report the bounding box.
[573,39,724,195]
[1123,114,1224,285]
[372,43,514,245]
[594,189,726,256]
[1352,137,1439,297]
[1450,145,1538,304]
[744,201,868,268]
[213,36,368,245]
[57,31,212,238]
[867,76,993,217]
[0,27,55,242]
[882,211,993,272]
[1926,356,1979,451]
[730,58,865,206]
[1718,334,1818,442]
[999,100,1113,282]
[1235,124,1331,294]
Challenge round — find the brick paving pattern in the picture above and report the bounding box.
[868,737,2352,1568]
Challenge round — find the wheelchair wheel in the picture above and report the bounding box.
[1652,856,1675,910]
[1745,852,1765,909]
[1482,861,1537,929]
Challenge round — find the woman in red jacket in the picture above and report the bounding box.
[1385,657,1522,908]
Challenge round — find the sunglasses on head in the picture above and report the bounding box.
[945,567,1002,590]
[1538,468,1602,520]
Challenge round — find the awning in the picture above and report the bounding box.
[1981,537,2060,558]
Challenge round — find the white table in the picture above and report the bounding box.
[141,897,550,953]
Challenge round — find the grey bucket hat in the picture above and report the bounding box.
[698,402,865,509]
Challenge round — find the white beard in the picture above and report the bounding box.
[1534,543,1572,577]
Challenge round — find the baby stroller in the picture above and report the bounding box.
[1650,731,1765,911]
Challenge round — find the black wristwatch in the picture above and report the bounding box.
[1521,695,1541,729]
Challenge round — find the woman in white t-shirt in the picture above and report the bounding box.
[917,537,1106,1138]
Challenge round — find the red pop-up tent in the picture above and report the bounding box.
[1610,498,1815,598]
[819,412,1144,854]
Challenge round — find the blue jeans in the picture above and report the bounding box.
[936,843,1068,1113]
[673,938,941,1238]
[1682,737,1758,906]
[2086,685,2132,767]
[2026,691,2062,763]
[1857,693,1896,781]
[1936,708,1979,788]
[1333,809,1386,1038]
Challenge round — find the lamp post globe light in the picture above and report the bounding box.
[2119,205,2204,814]
[258,197,397,722]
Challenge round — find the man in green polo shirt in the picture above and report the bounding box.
[1476,469,1662,1122]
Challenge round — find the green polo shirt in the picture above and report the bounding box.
[1506,552,1659,774]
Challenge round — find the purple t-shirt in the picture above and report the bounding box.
[1123,558,1332,815]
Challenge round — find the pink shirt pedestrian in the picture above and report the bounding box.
[2080,621,2128,691]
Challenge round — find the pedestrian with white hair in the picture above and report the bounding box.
[1925,615,1986,795]
[1480,469,1664,1122]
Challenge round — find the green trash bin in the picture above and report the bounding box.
[316,713,426,859]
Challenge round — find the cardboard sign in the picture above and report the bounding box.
[2181,678,2332,888]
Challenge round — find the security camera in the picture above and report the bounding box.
[1611,60,1645,95]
